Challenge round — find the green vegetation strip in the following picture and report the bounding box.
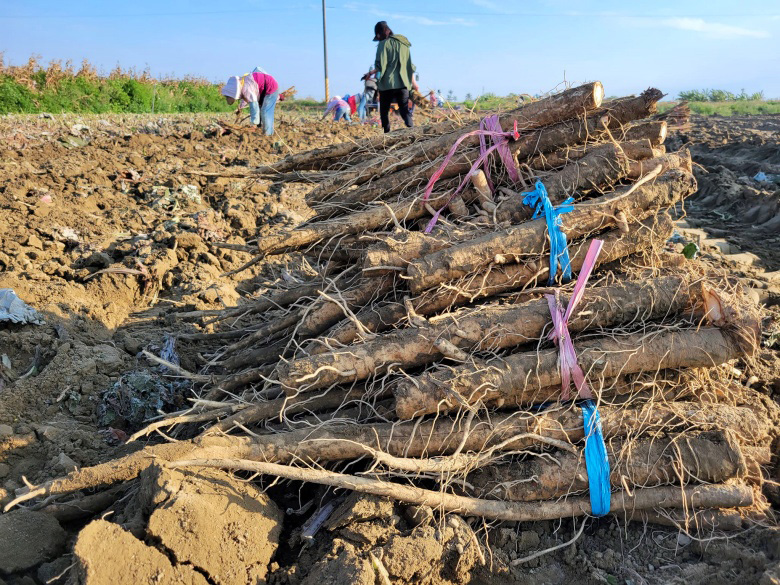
[659,100,780,116]
[0,57,328,114]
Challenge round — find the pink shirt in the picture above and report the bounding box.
[325,98,349,114]
[251,72,278,96]
[239,72,278,107]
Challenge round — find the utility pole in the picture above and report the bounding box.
[322,0,329,102]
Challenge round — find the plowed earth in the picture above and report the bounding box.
[0,112,778,585]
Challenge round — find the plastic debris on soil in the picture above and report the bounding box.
[98,336,188,430]
[753,171,780,184]
[0,289,45,325]
[98,370,185,429]
[148,184,201,211]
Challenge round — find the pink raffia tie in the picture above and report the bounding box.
[421,116,520,233]
[479,114,520,190]
[546,239,604,401]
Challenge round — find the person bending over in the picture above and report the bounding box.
[220,67,280,135]
[322,96,351,122]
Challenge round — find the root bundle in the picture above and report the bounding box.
[7,83,772,544]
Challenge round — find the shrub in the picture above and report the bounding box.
[678,88,767,103]
[678,89,709,101]
[708,89,736,102]
[0,76,37,113]
[0,54,233,114]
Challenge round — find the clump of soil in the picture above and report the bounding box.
[269,494,483,585]
[73,519,210,585]
[471,516,780,585]
[0,510,67,574]
[70,464,283,585]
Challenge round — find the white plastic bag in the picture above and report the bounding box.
[0,290,44,325]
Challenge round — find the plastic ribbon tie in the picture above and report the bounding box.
[421,116,520,233]
[581,399,611,516]
[479,114,520,190]
[545,238,603,401]
[522,180,574,284]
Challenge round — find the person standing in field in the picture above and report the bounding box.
[220,67,280,135]
[364,21,420,133]
[360,69,379,120]
[362,71,378,104]
[357,91,368,121]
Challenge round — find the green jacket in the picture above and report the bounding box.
[374,34,415,92]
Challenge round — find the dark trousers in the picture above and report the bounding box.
[379,88,413,133]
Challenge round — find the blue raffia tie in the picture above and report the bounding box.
[524,180,609,515]
[522,180,574,285]
[581,399,611,516]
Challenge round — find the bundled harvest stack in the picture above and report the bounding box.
[655,100,691,130]
[6,83,771,537]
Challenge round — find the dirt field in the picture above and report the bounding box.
[0,111,778,585]
[670,115,780,271]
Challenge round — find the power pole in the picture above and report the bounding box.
[322,0,329,102]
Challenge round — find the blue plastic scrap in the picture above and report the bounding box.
[581,400,611,516]
[522,180,574,284]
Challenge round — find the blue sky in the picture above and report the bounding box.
[2,0,779,100]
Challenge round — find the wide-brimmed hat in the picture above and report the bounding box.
[373,21,392,41]
[221,76,241,99]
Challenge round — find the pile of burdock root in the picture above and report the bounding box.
[5,82,777,578]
